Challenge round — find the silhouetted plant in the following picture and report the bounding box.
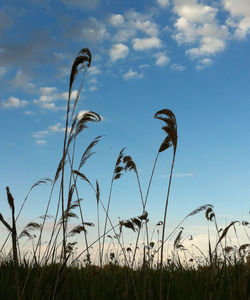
[1,47,249,300]
[153,109,178,267]
[0,187,21,300]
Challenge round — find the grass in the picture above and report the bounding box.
[0,261,249,299]
[0,48,249,300]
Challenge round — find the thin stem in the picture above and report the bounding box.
[59,86,72,262]
[101,176,114,266]
[144,152,159,208]
[160,151,176,267]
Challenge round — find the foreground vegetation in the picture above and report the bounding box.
[0,48,249,299]
[0,260,249,299]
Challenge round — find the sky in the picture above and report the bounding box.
[0,0,250,251]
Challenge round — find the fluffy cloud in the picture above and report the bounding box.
[40,87,57,95]
[34,86,75,110]
[110,43,129,61]
[48,123,65,133]
[80,17,108,42]
[171,64,186,71]
[196,58,213,70]
[10,70,35,91]
[127,11,159,36]
[223,0,250,39]
[173,0,229,58]
[223,0,250,17]
[133,37,162,50]
[36,140,47,145]
[1,96,28,108]
[156,0,169,8]
[109,14,125,26]
[89,86,98,92]
[0,67,6,77]
[111,10,159,42]
[186,33,227,58]
[88,66,101,76]
[123,69,144,80]
[154,51,170,66]
[32,122,66,144]
[24,111,34,115]
[32,130,49,139]
[138,64,150,69]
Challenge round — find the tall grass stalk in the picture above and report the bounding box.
[0,188,21,300]
[59,48,92,261]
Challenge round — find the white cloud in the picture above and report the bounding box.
[80,17,108,42]
[110,43,129,61]
[89,86,98,92]
[185,29,228,58]
[173,0,229,58]
[174,172,194,178]
[174,2,217,25]
[171,64,186,71]
[112,10,159,42]
[24,110,34,115]
[33,122,66,144]
[61,92,69,100]
[223,0,250,17]
[32,130,49,139]
[88,78,97,84]
[0,66,6,77]
[138,64,150,68]
[53,52,67,61]
[196,58,213,70]
[160,172,195,179]
[34,87,76,110]
[62,90,77,100]
[154,51,170,66]
[88,66,101,76]
[113,28,135,43]
[36,140,47,145]
[38,102,57,109]
[133,37,162,50]
[123,69,144,80]
[223,0,250,39]
[156,0,169,8]
[2,96,28,108]
[126,11,159,36]
[40,87,57,95]
[66,17,108,44]
[48,123,65,133]
[109,14,125,26]
[11,70,35,91]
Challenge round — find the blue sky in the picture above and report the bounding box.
[0,0,250,243]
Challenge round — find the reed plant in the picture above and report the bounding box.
[0,48,249,300]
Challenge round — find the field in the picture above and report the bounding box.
[0,49,249,300]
